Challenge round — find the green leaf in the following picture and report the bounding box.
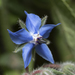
[40,15,48,27]
[19,19,28,31]
[13,43,27,53]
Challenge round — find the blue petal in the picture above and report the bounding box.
[7,28,33,44]
[22,43,34,68]
[39,23,61,38]
[35,44,54,64]
[24,11,41,34]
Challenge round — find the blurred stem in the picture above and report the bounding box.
[28,49,35,72]
[25,67,29,73]
[0,0,14,52]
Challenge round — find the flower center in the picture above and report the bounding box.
[29,32,50,45]
[32,33,42,45]
[29,33,47,45]
[33,34,42,41]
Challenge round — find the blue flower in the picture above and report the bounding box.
[7,11,61,68]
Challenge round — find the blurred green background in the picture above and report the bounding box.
[0,0,75,75]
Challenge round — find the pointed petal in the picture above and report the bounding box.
[7,28,33,44]
[35,44,54,64]
[22,43,34,68]
[24,11,41,33]
[39,23,61,38]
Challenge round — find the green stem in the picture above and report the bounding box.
[28,49,35,72]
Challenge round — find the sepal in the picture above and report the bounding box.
[40,15,48,28]
[13,43,27,53]
[19,19,28,31]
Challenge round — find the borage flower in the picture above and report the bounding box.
[7,11,61,68]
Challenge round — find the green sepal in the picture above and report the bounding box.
[13,43,27,53]
[40,15,48,28]
[19,19,28,31]
[43,38,50,45]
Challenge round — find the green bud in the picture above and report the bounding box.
[60,62,75,75]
